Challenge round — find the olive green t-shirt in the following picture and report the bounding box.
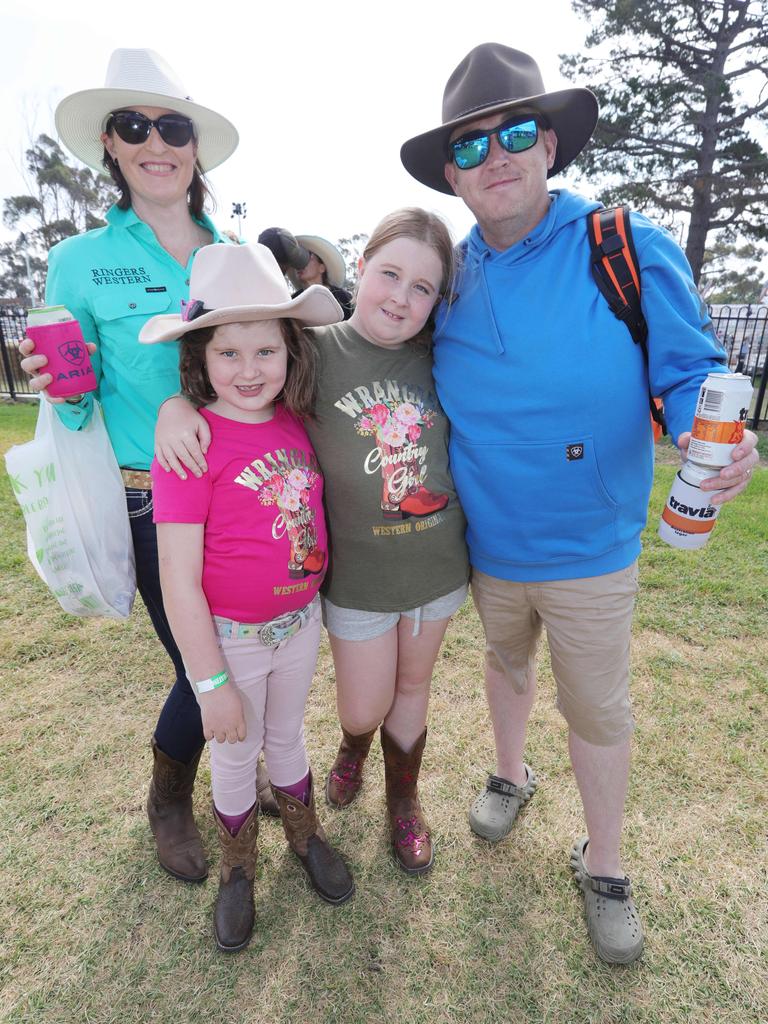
[304,322,468,611]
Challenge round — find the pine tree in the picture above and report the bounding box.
[561,0,768,284]
[699,236,766,302]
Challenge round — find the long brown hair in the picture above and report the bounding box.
[360,208,456,349]
[178,318,317,418]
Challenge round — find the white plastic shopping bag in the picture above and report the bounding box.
[5,398,136,619]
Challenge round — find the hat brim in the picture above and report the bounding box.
[139,285,342,344]
[287,235,347,289]
[55,88,239,172]
[400,88,598,194]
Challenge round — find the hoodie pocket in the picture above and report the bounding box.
[452,434,619,566]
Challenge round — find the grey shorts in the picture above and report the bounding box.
[322,584,468,642]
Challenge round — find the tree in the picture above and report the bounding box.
[561,0,768,284]
[335,233,369,289]
[699,235,766,301]
[1,134,115,303]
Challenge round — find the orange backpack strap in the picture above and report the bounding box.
[587,205,667,437]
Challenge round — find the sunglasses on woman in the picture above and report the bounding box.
[106,110,196,148]
[449,117,539,170]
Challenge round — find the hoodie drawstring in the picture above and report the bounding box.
[477,250,506,354]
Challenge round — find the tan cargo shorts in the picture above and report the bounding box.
[471,562,639,746]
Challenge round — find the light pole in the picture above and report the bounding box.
[231,202,247,239]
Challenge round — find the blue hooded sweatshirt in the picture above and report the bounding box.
[433,189,726,582]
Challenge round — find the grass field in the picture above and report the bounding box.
[1,401,766,1024]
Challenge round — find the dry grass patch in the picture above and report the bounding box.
[1,404,766,1024]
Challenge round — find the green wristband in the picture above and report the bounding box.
[192,670,229,695]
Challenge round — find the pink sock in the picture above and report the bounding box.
[216,801,256,836]
[278,771,311,806]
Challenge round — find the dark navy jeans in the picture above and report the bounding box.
[126,487,204,763]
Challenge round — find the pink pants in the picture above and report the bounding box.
[209,601,321,815]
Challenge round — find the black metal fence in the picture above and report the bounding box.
[2,301,767,425]
[0,305,31,401]
[709,304,768,428]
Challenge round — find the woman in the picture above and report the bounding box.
[288,234,354,320]
[20,48,239,884]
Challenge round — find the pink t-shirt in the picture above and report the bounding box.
[152,405,327,622]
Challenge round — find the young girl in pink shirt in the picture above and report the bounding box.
[155,209,469,882]
[141,243,354,953]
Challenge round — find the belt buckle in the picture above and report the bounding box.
[259,612,293,647]
[259,608,306,648]
[259,621,281,647]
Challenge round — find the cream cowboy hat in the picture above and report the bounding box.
[55,48,239,172]
[401,43,598,194]
[139,243,343,344]
[287,235,347,290]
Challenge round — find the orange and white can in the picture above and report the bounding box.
[687,372,753,467]
[658,461,723,549]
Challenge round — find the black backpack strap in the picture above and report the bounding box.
[588,206,667,435]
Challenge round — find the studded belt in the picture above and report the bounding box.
[214,602,313,647]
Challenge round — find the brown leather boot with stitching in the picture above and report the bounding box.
[271,775,355,905]
[146,737,208,882]
[255,756,280,817]
[213,804,259,953]
[325,726,377,808]
[381,727,434,875]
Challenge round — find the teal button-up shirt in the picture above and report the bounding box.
[46,204,227,469]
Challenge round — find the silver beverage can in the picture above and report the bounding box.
[658,461,723,549]
[686,372,753,466]
[26,304,73,326]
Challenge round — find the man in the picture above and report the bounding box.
[400,43,758,964]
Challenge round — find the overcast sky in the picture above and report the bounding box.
[1,0,592,247]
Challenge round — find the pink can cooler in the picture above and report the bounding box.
[26,305,97,399]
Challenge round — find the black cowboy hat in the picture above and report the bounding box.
[400,43,598,195]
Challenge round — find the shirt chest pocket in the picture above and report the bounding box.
[93,287,179,379]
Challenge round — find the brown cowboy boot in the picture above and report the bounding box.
[146,737,208,882]
[255,756,279,817]
[325,726,377,808]
[271,775,355,905]
[381,727,434,875]
[212,804,259,953]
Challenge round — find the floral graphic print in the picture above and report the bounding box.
[356,399,448,519]
[259,465,325,577]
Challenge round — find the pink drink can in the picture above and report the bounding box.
[26,305,96,399]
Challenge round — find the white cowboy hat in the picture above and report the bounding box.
[139,243,343,344]
[55,48,239,172]
[287,235,347,290]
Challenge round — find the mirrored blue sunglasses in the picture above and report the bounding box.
[449,117,539,170]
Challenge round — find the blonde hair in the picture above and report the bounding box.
[361,208,455,349]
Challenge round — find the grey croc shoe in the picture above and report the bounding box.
[569,836,644,965]
[468,766,537,842]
